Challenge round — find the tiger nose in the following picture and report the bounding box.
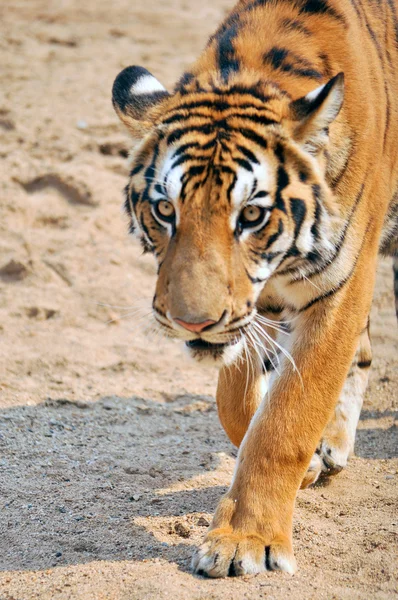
[173,318,217,333]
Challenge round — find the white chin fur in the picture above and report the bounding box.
[183,339,244,368]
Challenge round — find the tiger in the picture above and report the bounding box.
[112,0,398,578]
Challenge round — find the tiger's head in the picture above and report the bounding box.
[112,67,344,365]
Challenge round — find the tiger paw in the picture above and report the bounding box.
[192,530,297,578]
[301,440,350,489]
[318,437,350,474]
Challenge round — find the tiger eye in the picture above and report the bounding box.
[157,200,175,218]
[241,205,262,223]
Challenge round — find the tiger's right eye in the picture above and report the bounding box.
[154,200,175,223]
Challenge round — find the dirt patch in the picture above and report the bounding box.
[0,1,397,599]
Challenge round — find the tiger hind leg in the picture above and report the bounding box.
[301,320,372,488]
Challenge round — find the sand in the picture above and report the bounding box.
[0,0,397,598]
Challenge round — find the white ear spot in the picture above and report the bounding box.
[130,74,166,96]
[305,82,327,102]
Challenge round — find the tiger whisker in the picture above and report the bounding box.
[104,308,151,326]
[251,321,303,386]
[247,325,281,376]
[296,269,323,292]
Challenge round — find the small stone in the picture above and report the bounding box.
[124,466,141,475]
[131,494,141,502]
[385,475,394,480]
[196,516,210,527]
[172,521,190,538]
[55,552,62,558]
[76,119,88,130]
[149,466,163,478]
[0,259,30,280]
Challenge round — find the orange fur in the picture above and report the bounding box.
[112,0,398,577]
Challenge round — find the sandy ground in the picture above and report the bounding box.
[0,1,397,599]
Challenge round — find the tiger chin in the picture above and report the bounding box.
[112,0,398,580]
[184,338,244,367]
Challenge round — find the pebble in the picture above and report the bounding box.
[131,494,141,502]
[76,119,88,130]
[172,521,190,538]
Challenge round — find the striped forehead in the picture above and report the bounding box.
[231,160,273,209]
[156,140,276,215]
[158,148,184,202]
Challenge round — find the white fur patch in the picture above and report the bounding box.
[130,74,166,96]
[230,163,273,230]
[305,82,326,102]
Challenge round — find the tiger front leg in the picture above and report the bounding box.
[192,270,375,578]
[302,320,372,487]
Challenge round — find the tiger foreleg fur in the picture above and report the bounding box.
[216,313,372,490]
[301,320,372,487]
[193,249,377,577]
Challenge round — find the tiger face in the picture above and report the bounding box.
[112,67,344,365]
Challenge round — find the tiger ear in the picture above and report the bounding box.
[112,66,170,136]
[290,73,344,153]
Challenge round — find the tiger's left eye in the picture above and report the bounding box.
[155,200,175,222]
[239,205,266,229]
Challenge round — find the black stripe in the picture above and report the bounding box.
[299,0,345,23]
[311,185,322,240]
[123,184,131,215]
[252,191,269,200]
[262,357,276,373]
[300,221,370,311]
[283,182,365,280]
[281,18,312,36]
[240,128,269,149]
[175,71,194,92]
[305,182,365,277]
[154,183,166,195]
[210,84,277,103]
[264,47,289,69]
[130,163,144,177]
[171,153,207,170]
[166,115,277,145]
[229,113,278,126]
[264,47,323,80]
[259,304,283,314]
[237,145,260,165]
[245,267,267,284]
[166,99,260,113]
[226,173,238,203]
[130,186,140,208]
[167,124,214,145]
[357,360,372,369]
[171,142,201,158]
[218,23,240,82]
[139,214,152,247]
[275,167,289,212]
[383,80,390,150]
[300,273,349,311]
[265,219,284,249]
[274,142,285,164]
[234,157,253,172]
[290,198,307,241]
[386,0,398,45]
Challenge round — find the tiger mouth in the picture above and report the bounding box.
[185,339,239,351]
